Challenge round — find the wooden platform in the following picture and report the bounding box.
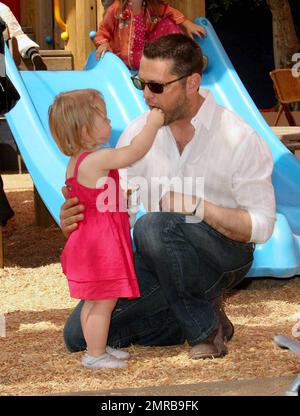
[271,126,300,153]
[0,225,3,268]
[18,50,74,71]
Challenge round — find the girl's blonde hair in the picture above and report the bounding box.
[48,89,105,156]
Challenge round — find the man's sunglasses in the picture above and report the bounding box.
[130,74,190,94]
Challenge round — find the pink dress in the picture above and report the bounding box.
[131,15,182,70]
[131,14,146,71]
[61,152,140,301]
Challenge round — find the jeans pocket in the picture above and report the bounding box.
[205,259,253,299]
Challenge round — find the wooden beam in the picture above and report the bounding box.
[64,0,97,69]
[34,0,53,49]
[168,0,205,20]
[0,226,3,268]
[33,186,55,228]
[96,0,104,27]
[20,0,35,27]
[75,0,97,69]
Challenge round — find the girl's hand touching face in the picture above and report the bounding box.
[147,108,165,129]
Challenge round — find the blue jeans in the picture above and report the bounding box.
[64,213,254,352]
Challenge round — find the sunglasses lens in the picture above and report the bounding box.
[131,77,164,94]
[148,83,164,94]
[131,77,144,90]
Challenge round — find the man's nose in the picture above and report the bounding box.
[143,85,154,100]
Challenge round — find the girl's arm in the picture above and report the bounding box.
[89,108,164,171]
[93,2,117,58]
[160,3,206,39]
[160,3,186,25]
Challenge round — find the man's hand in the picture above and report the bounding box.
[60,186,84,238]
[159,191,200,215]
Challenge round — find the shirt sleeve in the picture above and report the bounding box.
[0,3,24,39]
[160,3,187,25]
[93,3,118,47]
[232,131,276,244]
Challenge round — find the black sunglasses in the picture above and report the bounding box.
[131,74,190,94]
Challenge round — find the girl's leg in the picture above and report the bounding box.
[81,298,117,357]
[80,300,93,345]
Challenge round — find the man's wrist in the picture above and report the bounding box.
[192,197,202,216]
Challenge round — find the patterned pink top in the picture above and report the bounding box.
[131,14,146,70]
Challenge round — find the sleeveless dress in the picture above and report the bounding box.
[61,152,140,300]
[131,14,182,70]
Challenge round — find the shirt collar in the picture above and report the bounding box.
[191,88,217,131]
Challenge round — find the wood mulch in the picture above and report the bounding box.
[0,174,299,396]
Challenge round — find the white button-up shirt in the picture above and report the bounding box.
[117,89,276,243]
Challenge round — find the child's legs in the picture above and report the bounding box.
[80,299,117,357]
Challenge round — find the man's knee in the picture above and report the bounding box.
[134,212,180,256]
[134,213,161,252]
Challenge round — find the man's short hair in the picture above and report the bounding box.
[143,33,204,76]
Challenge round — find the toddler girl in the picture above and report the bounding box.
[49,89,164,369]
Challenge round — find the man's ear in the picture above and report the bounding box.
[187,73,201,94]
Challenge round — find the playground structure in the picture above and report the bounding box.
[3,8,300,279]
[12,1,205,70]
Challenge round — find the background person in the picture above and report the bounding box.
[0,1,47,70]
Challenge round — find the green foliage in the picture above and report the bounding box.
[207,0,267,22]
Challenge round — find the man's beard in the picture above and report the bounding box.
[161,94,189,125]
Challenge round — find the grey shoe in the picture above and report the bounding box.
[106,346,130,359]
[82,352,128,369]
[274,335,300,356]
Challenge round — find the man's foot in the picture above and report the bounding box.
[82,352,128,369]
[210,295,234,342]
[31,53,47,71]
[189,323,228,360]
[106,346,130,359]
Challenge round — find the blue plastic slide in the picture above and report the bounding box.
[4,18,300,278]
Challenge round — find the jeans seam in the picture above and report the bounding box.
[188,314,219,346]
[205,259,254,298]
[111,283,161,320]
[162,219,213,340]
[109,316,179,346]
[202,221,254,251]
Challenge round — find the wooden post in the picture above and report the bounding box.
[64,0,97,69]
[34,0,53,49]
[0,226,3,268]
[168,0,205,20]
[20,0,53,48]
[33,186,55,228]
[20,0,35,28]
[96,0,104,27]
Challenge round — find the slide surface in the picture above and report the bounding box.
[4,18,300,278]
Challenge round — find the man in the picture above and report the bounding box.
[0,2,47,70]
[61,34,276,359]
